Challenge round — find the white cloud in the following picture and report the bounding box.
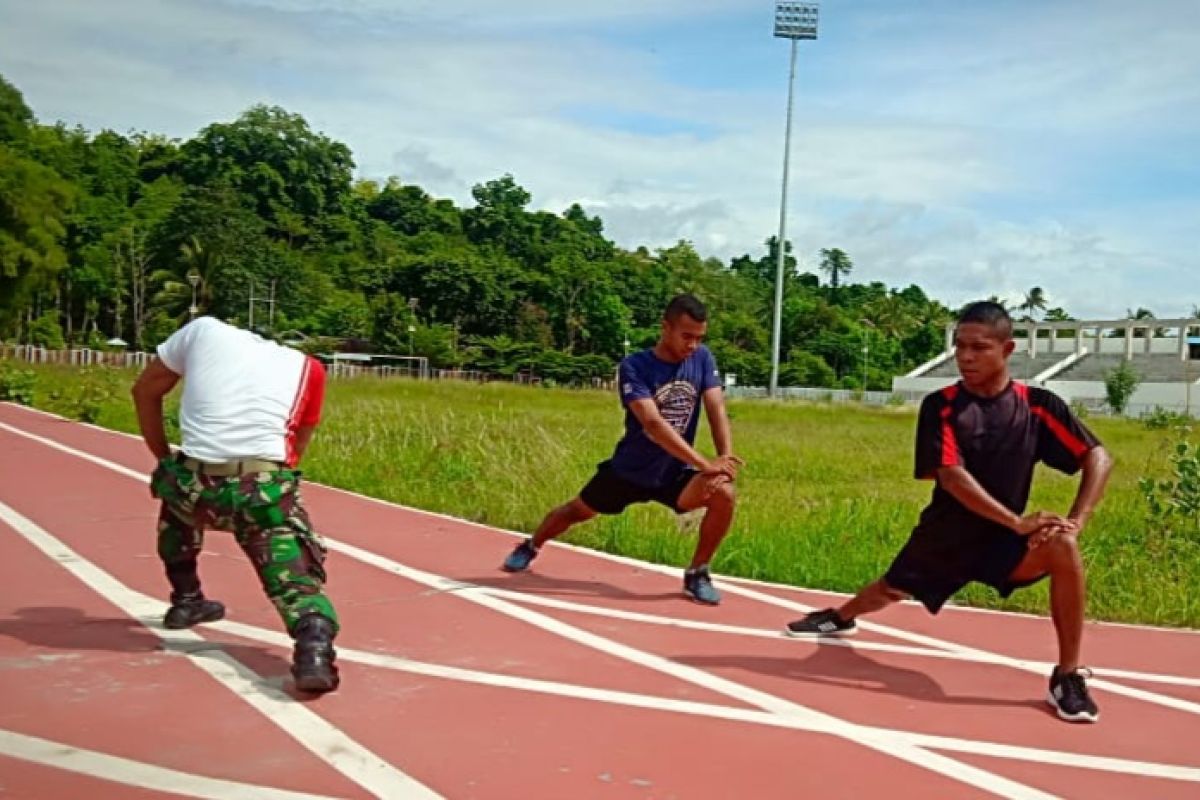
[0,0,1193,319]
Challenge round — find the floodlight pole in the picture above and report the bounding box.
[187,271,200,320]
[770,2,818,397]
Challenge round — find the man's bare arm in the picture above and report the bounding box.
[131,358,181,460]
[1067,446,1113,527]
[702,387,734,457]
[293,425,317,463]
[628,398,734,478]
[936,465,1068,535]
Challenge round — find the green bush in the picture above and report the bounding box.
[27,312,65,349]
[1104,360,1141,415]
[52,367,120,423]
[0,362,37,404]
[1140,432,1200,544]
[1141,406,1192,430]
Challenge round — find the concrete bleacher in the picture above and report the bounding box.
[1056,352,1196,382]
[897,318,1200,414]
[922,351,1055,380]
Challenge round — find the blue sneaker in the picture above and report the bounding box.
[683,566,721,605]
[503,540,539,572]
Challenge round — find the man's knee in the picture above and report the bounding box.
[1043,532,1082,571]
[706,481,736,509]
[561,499,597,524]
[249,526,328,586]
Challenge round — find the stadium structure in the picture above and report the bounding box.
[894,318,1200,415]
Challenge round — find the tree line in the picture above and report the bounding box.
[2,72,1015,389]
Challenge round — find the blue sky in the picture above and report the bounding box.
[1,0,1196,318]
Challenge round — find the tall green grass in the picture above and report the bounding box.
[8,360,1199,628]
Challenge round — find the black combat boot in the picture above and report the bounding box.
[162,591,226,629]
[291,614,340,693]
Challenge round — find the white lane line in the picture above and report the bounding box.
[0,422,1053,800]
[0,500,441,800]
[718,571,1200,637]
[2,416,1197,701]
[0,419,1190,796]
[0,421,147,480]
[7,399,1200,643]
[481,588,1200,688]
[325,539,1057,800]
[4,403,1198,658]
[3,427,1196,792]
[309,478,1200,693]
[2,549,1193,790]
[718,580,1200,716]
[0,729,343,800]
[198,620,1200,784]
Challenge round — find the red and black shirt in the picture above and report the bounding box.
[914,381,1100,533]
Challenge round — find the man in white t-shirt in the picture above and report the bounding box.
[132,317,340,692]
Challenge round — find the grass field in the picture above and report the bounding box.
[5,360,1198,628]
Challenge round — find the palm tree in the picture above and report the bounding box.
[1017,287,1047,320]
[866,294,914,339]
[818,248,853,289]
[150,236,220,323]
[1126,307,1161,339]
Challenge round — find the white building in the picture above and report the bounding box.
[893,318,1200,416]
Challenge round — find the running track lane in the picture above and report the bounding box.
[1,402,1199,799]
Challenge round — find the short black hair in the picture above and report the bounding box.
[664,293,708,323]
[957,301,1013,340]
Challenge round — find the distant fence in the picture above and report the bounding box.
[728,386,905,407]
[0,344,154,369]
[0,345,617,390]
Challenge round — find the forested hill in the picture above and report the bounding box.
[3,73,1051,389]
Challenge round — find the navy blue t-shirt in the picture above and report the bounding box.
[607,345,722,487]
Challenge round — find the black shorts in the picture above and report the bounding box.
[882,522,1046,614]
[578,462,698,515]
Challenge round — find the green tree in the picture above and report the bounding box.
[0,146,73,333]
[0,75,34,147]
[179,105,354,244]
[1104,360,1142,415]
[780,350,836,387]
[818,247,853,290]
[462,173,533,256]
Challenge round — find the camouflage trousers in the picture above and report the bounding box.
[150,455,339,634]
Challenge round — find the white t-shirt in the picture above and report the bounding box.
[156,317,326,466]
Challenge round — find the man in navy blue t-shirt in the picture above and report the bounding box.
[501,294,744,605]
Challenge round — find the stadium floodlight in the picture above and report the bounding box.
[769,2,818,396]
[774,2,818,39]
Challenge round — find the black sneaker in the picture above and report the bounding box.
[502,540,539,572]
[683,566,721,605]
[1047,667,1099,723]
[163,595,226,630]
[784,608,857,638]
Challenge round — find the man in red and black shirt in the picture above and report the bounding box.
[785,301,1113,724]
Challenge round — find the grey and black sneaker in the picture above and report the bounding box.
[162,593,226,630]
[683,566,721,605]
[502,539,540,572]
[1048,666,1099,723]
[784,608,857,638]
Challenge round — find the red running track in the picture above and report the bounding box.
[1,401,1199,799]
